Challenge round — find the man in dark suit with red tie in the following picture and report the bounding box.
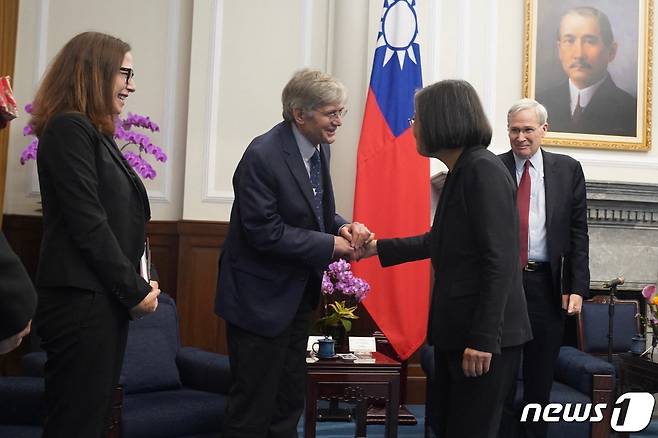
[215,69,371,438]
[499,98,590,438]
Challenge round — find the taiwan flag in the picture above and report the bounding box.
[353,0,430,361]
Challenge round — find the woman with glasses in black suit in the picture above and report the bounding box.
[31,32,160,438]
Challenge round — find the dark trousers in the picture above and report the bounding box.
[433,345,522,438]
[35,287,129,438]
[501,270,565,438]
[222,304,311,438]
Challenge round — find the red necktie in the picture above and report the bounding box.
[517,160,531,268]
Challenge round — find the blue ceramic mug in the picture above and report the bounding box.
[312,336,335,359]
[631,335,646,355]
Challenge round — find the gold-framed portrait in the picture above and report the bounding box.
[523,0,653,150]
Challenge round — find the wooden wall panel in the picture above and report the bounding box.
[146,221,179,300]
[1,215,429,403]
[2,214,42,277]
[175,221,229,354]
[1,216,180,299]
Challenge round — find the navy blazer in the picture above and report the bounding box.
[378,147,532,354]
[215,121,347,337]
[499,149,590,301]
[0,231,37,339]
[36,113,152,309]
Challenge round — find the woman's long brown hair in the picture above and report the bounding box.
[30,32,130,136]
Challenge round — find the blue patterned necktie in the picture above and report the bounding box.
[309,149,325,232]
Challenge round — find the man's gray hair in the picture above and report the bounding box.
[559,6,615,47]
[507,98,548,125]
[281,68,347,122]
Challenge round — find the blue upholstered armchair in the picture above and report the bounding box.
[0,293,230,438]
[420,345,615,438]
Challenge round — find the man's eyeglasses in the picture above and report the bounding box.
[408,114,416,126]
[319,107,347,121]
[119,67,135,85]
[508,126,540,137]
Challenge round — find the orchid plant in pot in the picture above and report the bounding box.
[20,104,167,180]
[315,259,370,350]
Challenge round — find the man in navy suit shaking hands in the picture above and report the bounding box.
[215,69,371,438]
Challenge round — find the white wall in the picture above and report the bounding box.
[4,0,192,219]
[5,0,658,222]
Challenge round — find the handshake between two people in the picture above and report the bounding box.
[333,221,378,262]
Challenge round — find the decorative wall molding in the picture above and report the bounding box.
[457,0,471,80]
[148,0,184,204]
[201,0,233,204]
[28,0,50,197]
[201,0,316,205]
[34,0,50,86]
[483,0,498,121]
[26,0,178,203]
[428,0,442,82]
[302,0,314,67]
[586,181,658,229]
[574,154,658,171]
[324,0,335,74]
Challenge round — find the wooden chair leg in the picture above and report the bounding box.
[105,385,123,438]
[591,374,613,438]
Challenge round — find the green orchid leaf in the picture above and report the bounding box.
[341,319,352,332]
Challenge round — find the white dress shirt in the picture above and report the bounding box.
[513,151,548,262]
[292,124,319,177]
[568,76,606,116]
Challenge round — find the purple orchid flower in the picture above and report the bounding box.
[642,284,656,299]
[20,107,166,181]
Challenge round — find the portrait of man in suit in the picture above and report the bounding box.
[536,5,637,137]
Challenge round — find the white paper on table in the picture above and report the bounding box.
[348,336,377,353]
[139,249,149,282]
[139,238,151,282]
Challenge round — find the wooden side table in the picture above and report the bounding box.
[618,352,658,394]
[305,352,401,437]
[617,353,658,438]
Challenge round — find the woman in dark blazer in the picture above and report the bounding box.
[31,32,160,438]
[364,80,532,438]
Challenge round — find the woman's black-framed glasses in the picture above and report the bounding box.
[119,67,135,85]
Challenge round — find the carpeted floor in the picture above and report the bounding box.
[297,403,658,437]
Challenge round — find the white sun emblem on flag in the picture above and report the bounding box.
[376,0,418,69]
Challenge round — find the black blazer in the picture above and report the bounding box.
[215,121,347,337]
[378,147,532,354]
[0,231,37,339]
[537,74,636,137]
[499,149,590,300]
[36,113,152,309]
